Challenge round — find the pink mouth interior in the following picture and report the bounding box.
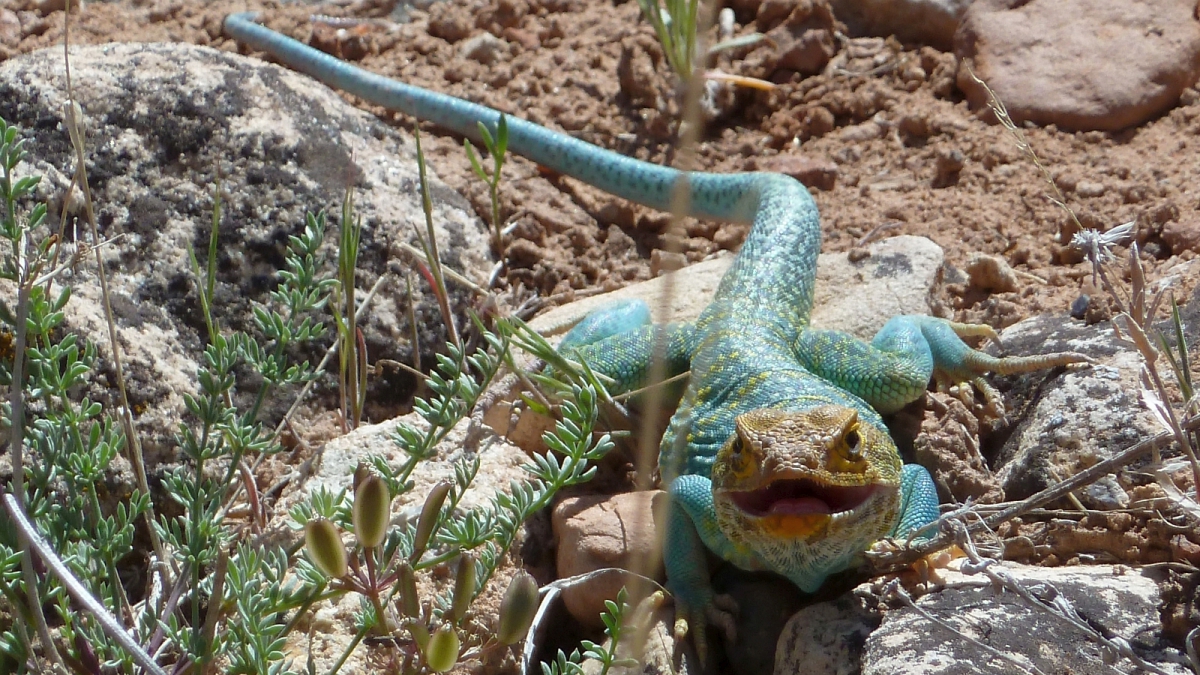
[729,479,878,517]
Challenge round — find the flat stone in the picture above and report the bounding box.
[529,235,944,342]
[809,235,944,340]
[862,562,1189,674]
[955,0,1200,131]
[987,314,1159,506]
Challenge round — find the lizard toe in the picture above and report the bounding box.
[706,601,738,645]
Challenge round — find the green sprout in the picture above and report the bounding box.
[465,114,510,261]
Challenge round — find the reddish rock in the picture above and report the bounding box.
[956,0,1200,131]
[502,27,539,51]
[428,12,472,43]
[965,253,1018,294]
[743,0,840,79]
[0,10,19,47]
[1162,218,1200,255]
[831,0,973,50]
[552,491,665,626]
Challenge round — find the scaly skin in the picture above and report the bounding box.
[225,12,1091,656]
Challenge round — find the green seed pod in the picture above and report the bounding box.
[447,551,476,624]
[425,626,460,673]
[353,473,391,549]
[410,479,453,563]
[405,619,430,652]
[496,571,539,645]
[305,518,348,579]
[396,562,420,618]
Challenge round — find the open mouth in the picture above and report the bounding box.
[728,478,880,517]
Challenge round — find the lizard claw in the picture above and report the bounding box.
[940,374,1006,417]
[672,594,739,664]
[945,321,1000,342]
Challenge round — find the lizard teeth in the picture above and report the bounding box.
[728,478,879,517]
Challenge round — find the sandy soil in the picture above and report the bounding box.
[5,0,1199,324]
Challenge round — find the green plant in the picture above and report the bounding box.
[292,318,616,671]
[411,126,461,349]
[465,114,510,262]
[1,104,627,675]
[158,202,335,671]
[540,588,639,675]
[0,113,339,673]
[636,0,766,85]
[1158,297,1194,410]
[1,114,164,673]
[332,188,366,429]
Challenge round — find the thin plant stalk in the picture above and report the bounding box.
[62,19,169,590]
[335,187,365,429]
[412,125,460,350]
[464,113,509,260]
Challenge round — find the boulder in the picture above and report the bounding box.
[0,43,492,458]
[955,0,1200,131]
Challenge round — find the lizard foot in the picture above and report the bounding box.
[902,545,964,587]
[867,538,963,590]
[672,593,739,664]
[710,593,739,643]
[936,321,1092,417]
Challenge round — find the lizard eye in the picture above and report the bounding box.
[843,428,862,461]
[731,437,746,456]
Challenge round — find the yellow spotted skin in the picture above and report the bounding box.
[224,12,1090,653]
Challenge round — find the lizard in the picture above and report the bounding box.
[225,11,1090,656]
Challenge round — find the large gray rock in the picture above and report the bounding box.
[861,563,1189,674]
[987,314,1158,507]
[955,0,1200,131]
[0,43,492,458]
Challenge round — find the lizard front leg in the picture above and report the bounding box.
[893,463,940,539]
[664,474,752,662]
[558,299,696,395]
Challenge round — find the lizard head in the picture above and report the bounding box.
[710,405,903,584]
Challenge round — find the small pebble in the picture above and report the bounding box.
[1070,294,1090,319]
[965,253,1018,293]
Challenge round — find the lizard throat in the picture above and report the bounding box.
[727,478,881,518]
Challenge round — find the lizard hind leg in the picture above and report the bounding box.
[929,319,1093,417]
[558,299,652,350]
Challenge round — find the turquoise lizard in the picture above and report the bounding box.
[225,12,1089,655]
